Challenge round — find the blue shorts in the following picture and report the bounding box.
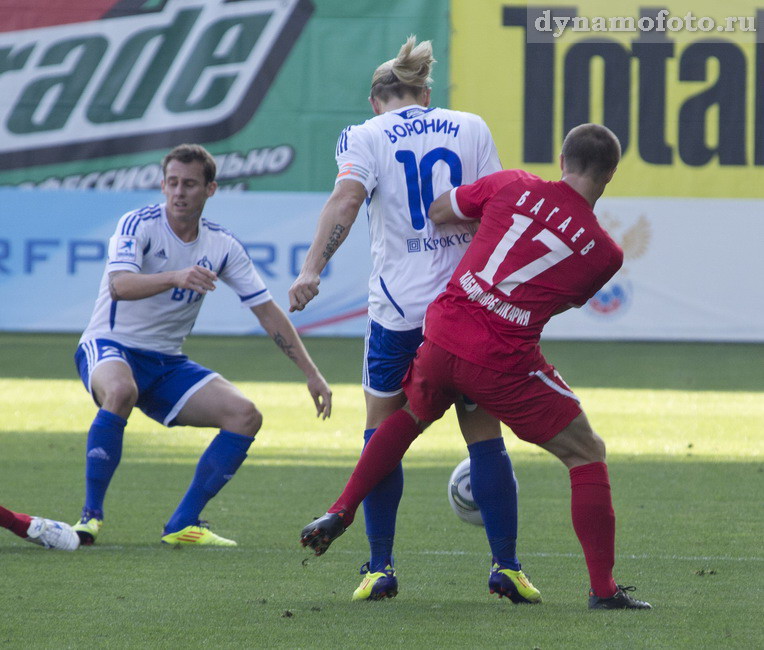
[75,338,219,426]
[362,319,423,397]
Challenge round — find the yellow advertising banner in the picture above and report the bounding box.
[451,1,763,197]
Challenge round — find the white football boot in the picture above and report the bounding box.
[25,517,80,551]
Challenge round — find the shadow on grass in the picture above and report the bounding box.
[2,428,760,561]
[1,332,763,391]
[2,436,761,647]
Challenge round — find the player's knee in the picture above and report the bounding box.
[542,415,606,467]
[228,399,261,437]
[461,428,501,445]
[583,430,607,464]
[99,379,138,414]
[402,403,431,432]
[249,404,263,436]
[562,424,606,465]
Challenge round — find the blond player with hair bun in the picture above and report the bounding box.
[291,37,537,604]
[370,35,435,94]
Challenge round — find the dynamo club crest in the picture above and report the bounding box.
[587,280,632,317]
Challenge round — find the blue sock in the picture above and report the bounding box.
[362,428,403,572]
[164,429,253,534]
[468,438,520,571]
[84,409,127,518]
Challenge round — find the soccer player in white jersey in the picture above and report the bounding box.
[72,144,332,547]
[289,37,538,603]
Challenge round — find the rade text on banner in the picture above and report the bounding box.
[0,0,449,192]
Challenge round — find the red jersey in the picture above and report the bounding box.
[424,169,623,373]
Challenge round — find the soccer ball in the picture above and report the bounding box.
[447,457,483,526]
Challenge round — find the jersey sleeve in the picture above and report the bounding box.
[218,238,272,308]
[335,123,378,196]
[453,170,519,220]
[476,117,502,178]
[572,245,624,307]
[106,210,151,273]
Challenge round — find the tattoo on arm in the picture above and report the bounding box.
[108,273,125,300]
[321,224,346,261]
[272,331,297,362]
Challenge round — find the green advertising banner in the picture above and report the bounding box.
[0,0,449,191]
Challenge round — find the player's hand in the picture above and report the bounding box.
[288,274,321,312]
[175,265,218,294]
[306,371,332,419]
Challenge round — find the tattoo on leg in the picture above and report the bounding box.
[322,224,346,261]
[272,332,297,361]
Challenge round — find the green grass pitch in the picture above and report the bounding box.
[1,333,762,648]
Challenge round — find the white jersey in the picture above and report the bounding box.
[336,104,501,330]
[80,203,271,355]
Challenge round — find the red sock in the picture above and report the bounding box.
[0,505,33,538]
[569,462,618,598]
[328,409,422,525]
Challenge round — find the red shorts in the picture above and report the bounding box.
[402,339,582,445]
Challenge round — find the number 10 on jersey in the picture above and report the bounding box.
[395,148,462,230]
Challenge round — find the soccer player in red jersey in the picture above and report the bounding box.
[0,504,79,550]
[301,123,652,610]
[290,36,533,604]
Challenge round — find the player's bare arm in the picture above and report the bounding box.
[108,266,217,301]
[288,179,366,312]
[428,189,465,225]
[108,271,128,300]
[250,300,332,419]
[323,224,347,262]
